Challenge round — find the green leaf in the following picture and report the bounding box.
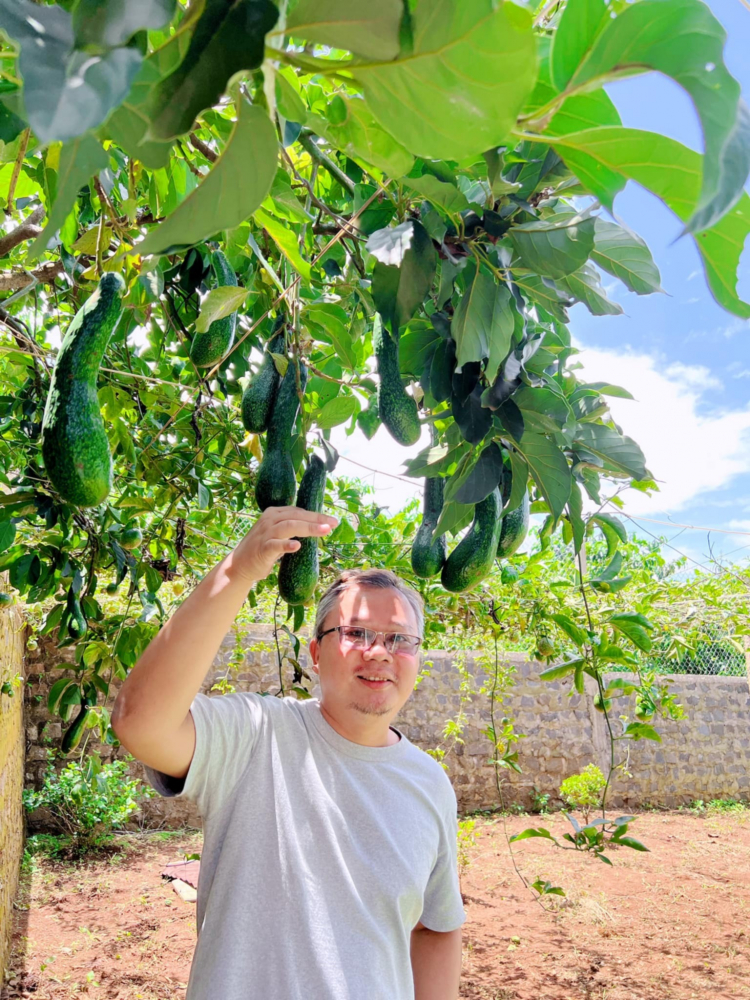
[540,659,585,680]
[513,431,571,521]
[567,481,585,555]
[512,272,571,324]
[73,0,176,48]
[316,396,358,430]
[573,423,649,480]
[557,262,623,317]
[28,134,109,260]
[610,611,654,653]
[0,519,16,554]
[570,0,750,234]
[550,0,608,93]
[548,613,586,648]
[368,221,436,335]
[452,442,504,505]
[432,500,474,541]
[0,98,25,144]
[403,174,470,215]
[352,0,537,161]
[452,264,514,374]
[308,97,413,178]
[504,450,529,515]
[592,513,627,543]
[255,207,312,282]
[513,386,571,433]
[623,723,661,744]
[584,382,634,400]
[614,835,650,852]
[135,100,277,257]
[509,213,596,280]
[48,677,73,714]
[591,220,663,296]
[547,128,750,317]
[305,304,357,369]
[195,285,248,333]
[283,0,402,61]
[145,0,278,141]
[0,0,142,143]
[509,827,555,843]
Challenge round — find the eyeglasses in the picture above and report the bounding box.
[318,625,422,656]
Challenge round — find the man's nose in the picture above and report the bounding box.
[363,636,392,660]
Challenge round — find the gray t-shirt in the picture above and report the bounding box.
[144,691,466,1000]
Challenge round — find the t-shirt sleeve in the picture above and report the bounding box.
[419,788,467,932]
[142,691,265,818]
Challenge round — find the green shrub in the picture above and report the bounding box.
[559,764,607,823]
[23,750,156,856]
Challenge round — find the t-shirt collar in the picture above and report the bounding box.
[306,699,409,761]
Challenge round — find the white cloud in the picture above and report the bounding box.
[727,520,750,532]
[575,345,750,515]
[663,361,722,390]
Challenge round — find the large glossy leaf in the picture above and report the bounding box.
[146,0,278,141]
[509,213,595,280]
[308,97,413,178]
[452,442,504,504]
[452,264,514,375]
[105,15,198,168]
[557,262,623,316]
[591,220,663,296]
[369,221,436,335]
[550,0,607,93]
[403,175,470,215]
[135,100,278,256]
[352,0,537,161]
[282,0,402,61]
[73,0,176,49]
[569,0,750,234]
[513,431,571,520]
[572,423,650,480]
[546,128,750,318]
[28,135,109,259]
[0,0,142,143]
[255,208,312,282]
[512,273,571,324]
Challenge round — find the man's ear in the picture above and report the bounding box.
[309,637,320,674]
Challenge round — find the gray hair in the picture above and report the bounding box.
[314,569,424,639]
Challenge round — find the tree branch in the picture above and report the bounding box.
[298,131,356,195]
[0,205,45,257]
[189,132,218,164]
[0,261,64,291]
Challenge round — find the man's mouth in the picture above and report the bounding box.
[356,674,393,689]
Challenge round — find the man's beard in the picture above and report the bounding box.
[347,699,392,717]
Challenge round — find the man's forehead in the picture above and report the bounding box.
[333,585,417,630]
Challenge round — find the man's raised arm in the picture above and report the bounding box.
[111,507,337,779]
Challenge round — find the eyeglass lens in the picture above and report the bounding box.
[339,626,419,654]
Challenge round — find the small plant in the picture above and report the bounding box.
[457,818,478,889]
[530,786,550,815]
[23,750,156,856]
[560,765,607,824]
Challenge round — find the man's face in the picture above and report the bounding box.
[309,584,421,725]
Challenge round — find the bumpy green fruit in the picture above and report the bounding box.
[373,317,420,446]
[41,273,125,507]
[441,489,502,593]
[255,358,308,511]
[278,455,327,605]
[411,477,447,578]
[189,250,238,367]
[242,329,285,433]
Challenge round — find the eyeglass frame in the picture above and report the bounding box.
[317,625,422,656]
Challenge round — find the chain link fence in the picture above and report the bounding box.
[647,635,747,677]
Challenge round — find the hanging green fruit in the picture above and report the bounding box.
[411,477,447,578]
[278,454,327,605]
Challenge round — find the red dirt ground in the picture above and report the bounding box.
[3,809,749,1000]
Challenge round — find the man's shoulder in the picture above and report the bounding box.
[400,737,458,802]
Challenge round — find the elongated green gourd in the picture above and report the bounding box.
[242,330,285,433]
[189,250,238,367]
[498,490,530,558]
[61,696,93,754]
[41,272,125,507]
[254,358,308,511]
[441,489,503,593]
[278,454,327,605]
[411,477,447,578]
[373,316,420,446]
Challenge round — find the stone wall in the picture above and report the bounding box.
[22,630,750,831]
[0,597,26,982]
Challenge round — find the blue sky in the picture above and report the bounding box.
[336,0,750,570]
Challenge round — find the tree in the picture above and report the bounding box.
[0,0,747,760]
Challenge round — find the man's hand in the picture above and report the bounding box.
[232,506,338,584]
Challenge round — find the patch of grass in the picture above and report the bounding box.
[686,798,748,815]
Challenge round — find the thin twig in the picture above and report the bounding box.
[6,129,30,215]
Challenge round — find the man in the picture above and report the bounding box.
[112,505,466,1000]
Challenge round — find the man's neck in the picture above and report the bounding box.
[319,701,400,748]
